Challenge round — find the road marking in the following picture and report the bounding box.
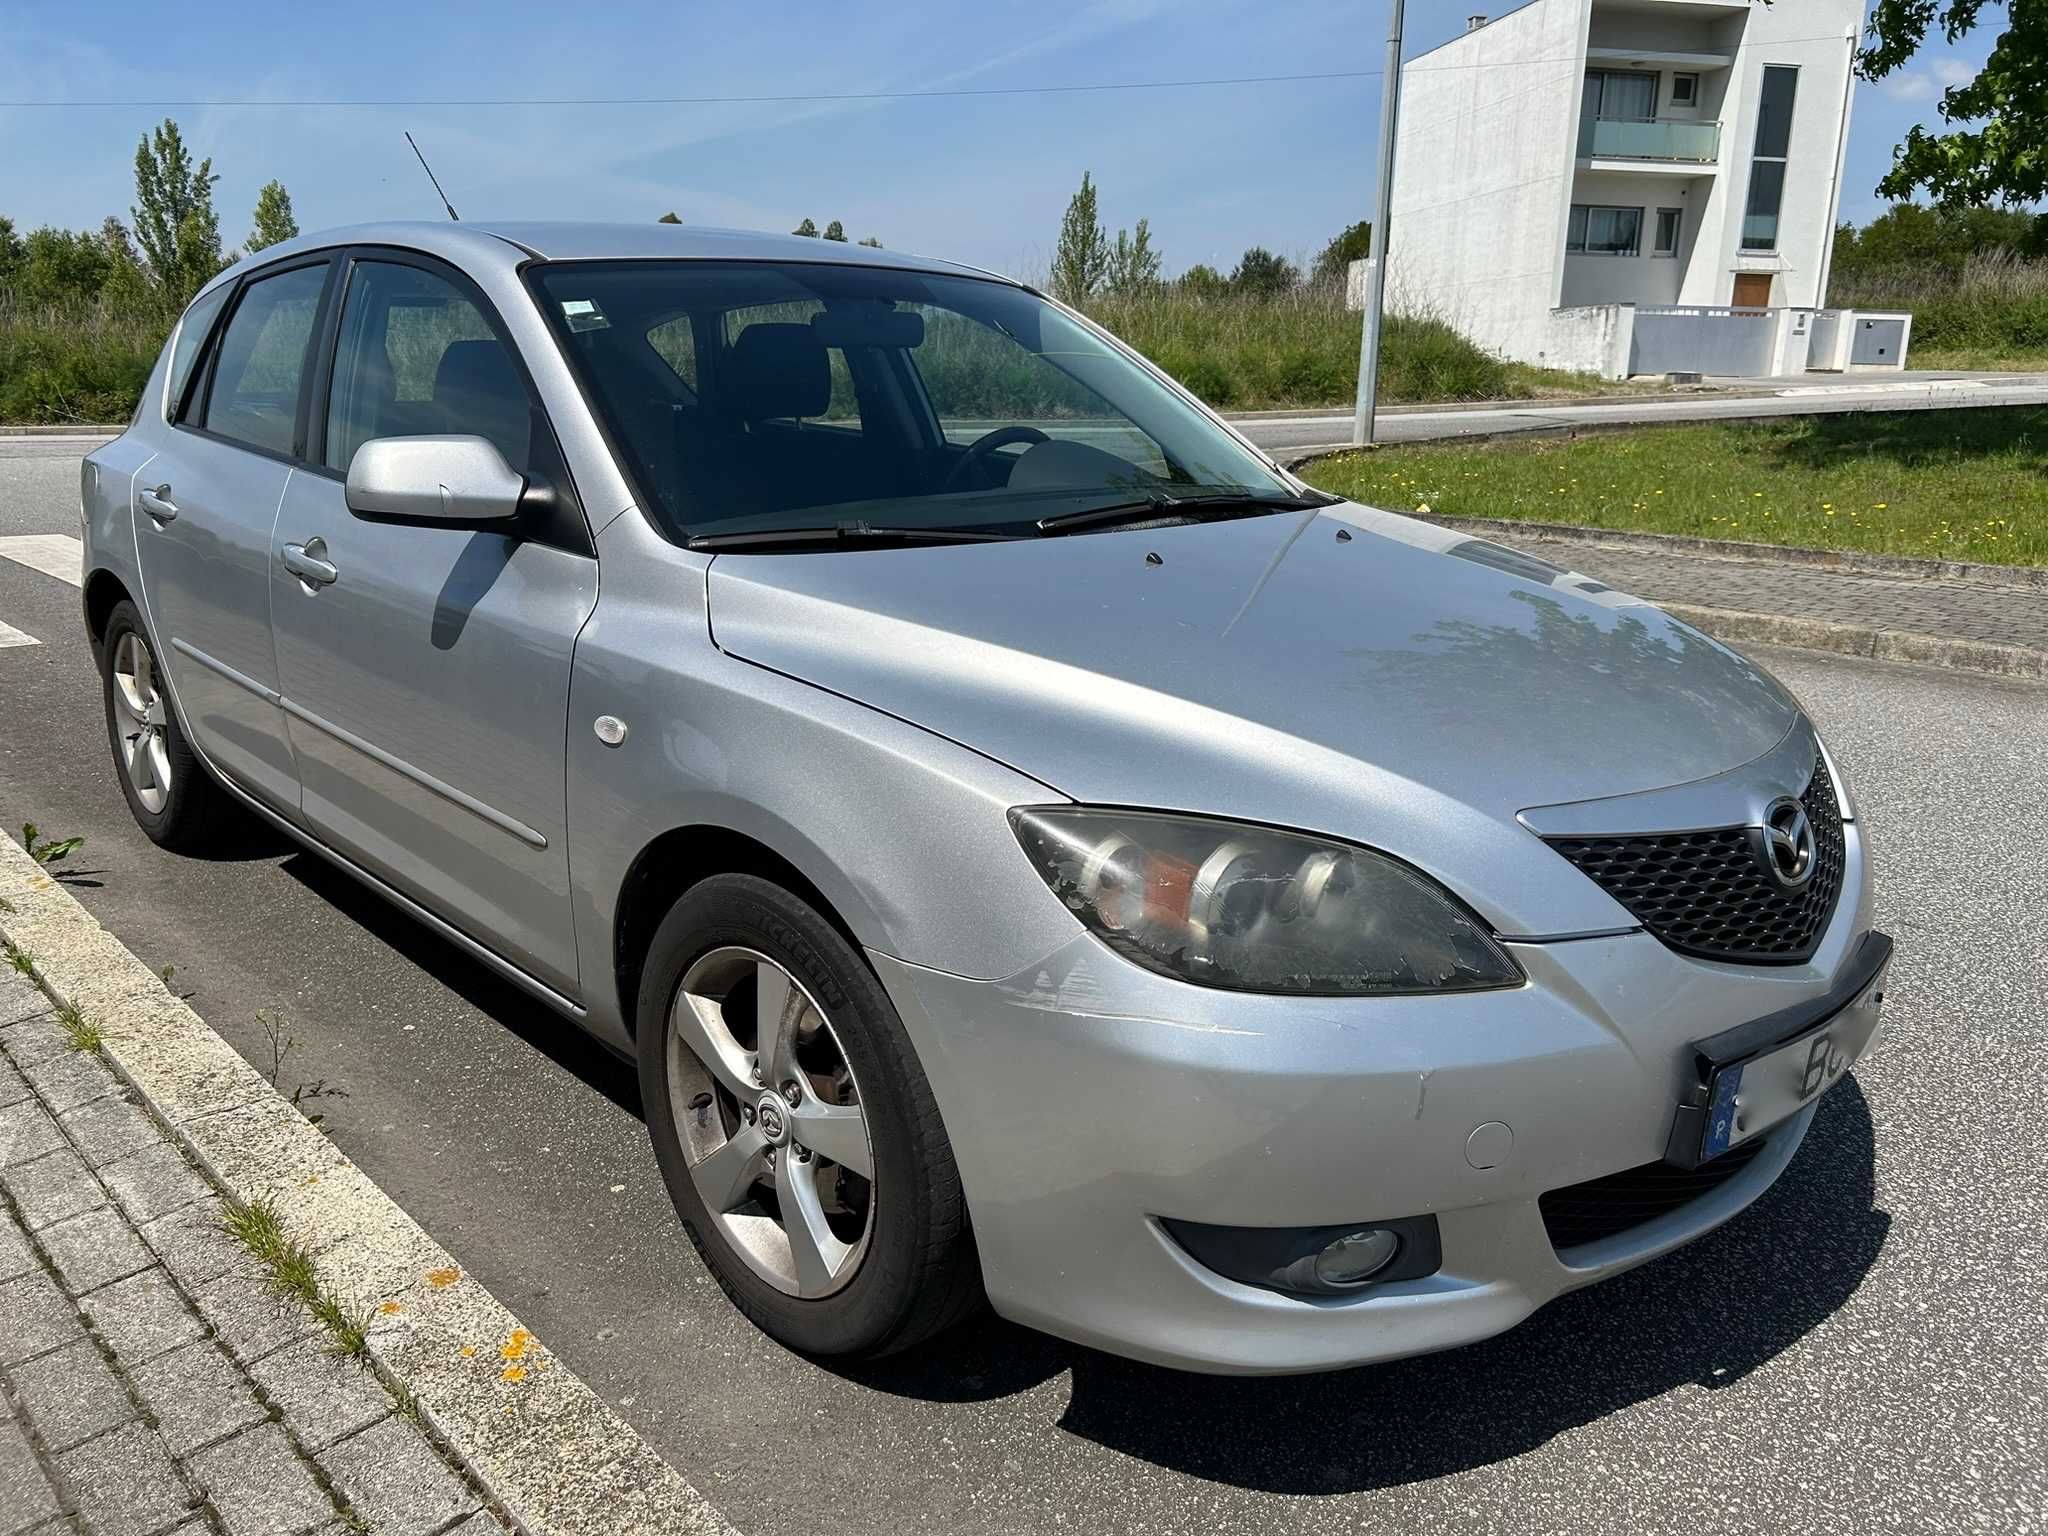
[0,618,38,649]
[0,534,84,588]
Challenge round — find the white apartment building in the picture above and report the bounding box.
[1385,0,1896,378]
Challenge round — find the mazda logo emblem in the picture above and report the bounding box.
[1759,796,1817,890]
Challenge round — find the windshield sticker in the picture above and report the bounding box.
[560,297,610,332]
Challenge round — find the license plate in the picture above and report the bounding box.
[1699,968,1888,1162]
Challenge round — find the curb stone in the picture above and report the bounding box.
[0,836,738,1536]
[1401,513,2048,594]
[1658,602,2048,682]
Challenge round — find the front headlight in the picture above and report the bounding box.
[1009,807,1521,996]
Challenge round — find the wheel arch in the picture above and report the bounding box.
[611,823,872,1042]
[83,567,133,651]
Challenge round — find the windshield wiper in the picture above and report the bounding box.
[686,522,1023,552]
[1034,490,1338,535]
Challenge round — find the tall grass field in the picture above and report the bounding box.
[0,298,164,424]
[0,283,1619,426]
[1832,249,2048,365]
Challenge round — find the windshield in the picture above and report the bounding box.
[528,260,1296,541]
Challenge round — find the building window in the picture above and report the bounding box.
[1567,205,1644,257]
[1742,66,1798,251]
[1654,208,1683,255]
[1670,73,1699,107]
[1582,70,1659,120]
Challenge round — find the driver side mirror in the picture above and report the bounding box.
[344,435,526,526]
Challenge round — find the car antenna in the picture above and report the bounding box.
[405,132,460,221]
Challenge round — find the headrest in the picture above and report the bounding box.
[432,339,530,462]
[729,323,831,420]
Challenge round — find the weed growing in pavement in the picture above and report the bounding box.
[256,1007,294,1087]
[220,1196,374,1361]
[5,941,31,976]
[255,1006,347,1127]
[20,823,84,867]
[54,999,102,1054]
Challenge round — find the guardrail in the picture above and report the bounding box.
[1577,116,1720,163]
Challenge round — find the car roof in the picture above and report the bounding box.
[199,220,1019,300]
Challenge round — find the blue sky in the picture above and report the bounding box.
[0,0,2000,278]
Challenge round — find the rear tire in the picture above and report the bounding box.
[637,872,983,1358]
[99,600,238,853]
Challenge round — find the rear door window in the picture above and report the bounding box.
[165,283,231,421]
[196,262,329,456]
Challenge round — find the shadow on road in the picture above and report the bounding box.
[279,851,643,1117]
[850,1082,1886,1496]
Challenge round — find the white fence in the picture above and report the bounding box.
[1631,305,1780,377]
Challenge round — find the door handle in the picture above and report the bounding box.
[137,485,178,524]
[281,538,339,589]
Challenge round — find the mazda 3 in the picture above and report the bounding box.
[79,222,1888,1372]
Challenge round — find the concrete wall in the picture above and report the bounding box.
[1630,306,1777,376]
[1385,0,1588,368]
[1678,0,1863,308]
[1560,169,1712,307]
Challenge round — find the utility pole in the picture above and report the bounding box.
[1352,0,1405,446]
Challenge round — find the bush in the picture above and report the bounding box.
[1831,248,2048,355]
[0,297,166,424]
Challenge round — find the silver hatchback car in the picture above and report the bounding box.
[81,222,1888,1373]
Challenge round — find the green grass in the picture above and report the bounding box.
[0,297,165,425]
[221,1197,373,1359]
[1910,345,2048,375]
[1085,286,1623,410]
[54,999,102,1054]
[1302,407,2048,568]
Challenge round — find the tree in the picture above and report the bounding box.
[823,220,848,242]
[246,180,298,254]
[1831,201,2045,285]
[1178,263,1227,298]
[1229,246,1299,297]
[1310,219,1373,287]
[1104,217,1161,294]
[1859,1,2048,205]
[0,217,21,292]
[658,211,682,224]
[792,217,819,238]
[101,217,155,315]
[12,228,110,307]
[131,119,222,308]
[858,235,882,248]
[1050,171,1109,304]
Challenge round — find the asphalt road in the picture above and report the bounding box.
[1,439,2043,1534]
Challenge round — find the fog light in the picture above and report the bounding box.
[1312,1228,1401,1287]
[1159,1213,1440,1298]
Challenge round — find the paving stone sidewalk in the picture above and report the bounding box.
[0,968,497,1536]
[1505,532,2048,657]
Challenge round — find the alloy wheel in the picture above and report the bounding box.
[667,946,876,1298]
[111,631,172,814]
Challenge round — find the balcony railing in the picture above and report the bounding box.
[1577,116,1721,163]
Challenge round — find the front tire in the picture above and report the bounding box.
[637,873,982,1358]
[98,600,237,853]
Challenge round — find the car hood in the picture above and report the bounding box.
[705,503,1802,937]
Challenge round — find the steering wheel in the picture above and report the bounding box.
[942,425,1052,492]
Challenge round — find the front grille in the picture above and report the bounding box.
[1539,1137,1768,1252]
[1543,753,1845,964]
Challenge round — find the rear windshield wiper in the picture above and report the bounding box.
[686,522,1023,552]
[1034,490,1338,535]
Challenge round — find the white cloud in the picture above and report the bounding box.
[1876,55,1974,103]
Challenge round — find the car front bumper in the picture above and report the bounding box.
[872,818,1876,1374]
